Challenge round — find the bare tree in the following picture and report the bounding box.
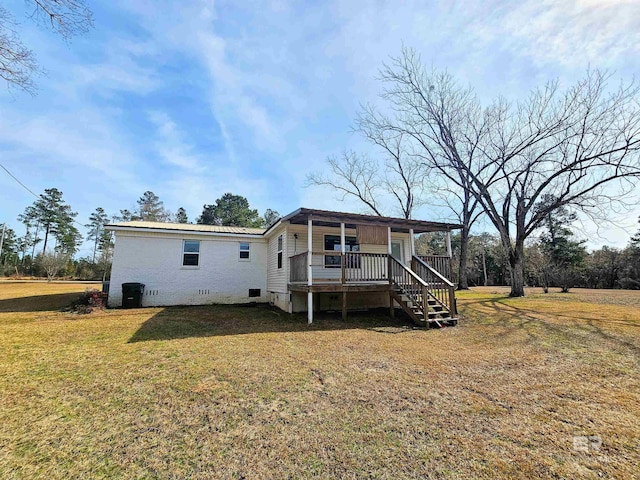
[308,134,426,220]
[308,150,385,216]
[357,53,486,289]
[0,1,92,94]
[374,48,640,296]
[39,251,68,281]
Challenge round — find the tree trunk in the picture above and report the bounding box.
[482,250,488,286]
[31,223,40,259]
[92,237,98,263]
[458,225,470,289]
[509,242,526,297]
[42,224,50,256]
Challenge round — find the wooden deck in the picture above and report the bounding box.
[289,252,457,325]
[289,281,391,293]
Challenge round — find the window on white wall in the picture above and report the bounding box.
[324,235,358,268]
[277,235,283,269]
[239,242,250,260]
[183,240,200,266]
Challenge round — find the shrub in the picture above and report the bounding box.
[63,288,108,314]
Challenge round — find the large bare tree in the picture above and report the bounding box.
[371,48,640,296]
[357,55,486,289]
[308,132,426,219]
[0,0,92,94]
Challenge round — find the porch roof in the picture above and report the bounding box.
[278,208,462,234]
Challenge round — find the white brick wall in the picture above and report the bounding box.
[108,231,267,307]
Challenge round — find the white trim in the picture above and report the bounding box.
[277,234,283,269]
[307,218,313,286]
[182,239,201,267]
[107,225,265,239]
[409,228,415,257]
[238,242,251,261]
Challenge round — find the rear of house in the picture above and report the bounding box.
[107,222,268,307]
[107,208,461,326]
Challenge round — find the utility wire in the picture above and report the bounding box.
[0,161,87,230]
[0,162,40,198]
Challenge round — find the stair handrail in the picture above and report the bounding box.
[389,256,428,318]
[412,255,457,315]
[391,256,429,287]
[413,255,455,287]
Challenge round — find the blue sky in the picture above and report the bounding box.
[1,0,639,256]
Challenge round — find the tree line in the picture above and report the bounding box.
[0,190,279,280]
[309,47,640,296]
[418,213,640,292]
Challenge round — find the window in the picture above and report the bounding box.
[183,240,200,266]
[277,235,283,269]
[239,242,250,260]
[324,235,359,268]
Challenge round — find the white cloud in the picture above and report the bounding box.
[147,111,207,172]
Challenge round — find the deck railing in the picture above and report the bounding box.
[412,256,457,315]
[290,251,390,283]
[418,255,453,283]
[289,251,308,283]
[342,252,388,283]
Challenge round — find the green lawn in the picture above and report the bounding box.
[0,282,638,479]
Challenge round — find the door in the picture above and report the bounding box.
[391,241,404,263]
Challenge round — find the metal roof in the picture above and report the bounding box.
[106,221,266,235]
[106,209,462,237]
[277,208,463,233]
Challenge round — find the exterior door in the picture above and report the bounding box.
[391,241,404,263]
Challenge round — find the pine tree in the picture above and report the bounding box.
[175,207,189,224]
[197,193,263,227]
[86,207,110,262]
[137,191,170,222]
[22,188,80,255]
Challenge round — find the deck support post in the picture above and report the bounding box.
[342,291,347,321]
[389,292,395,319]
[387,227,392,255]
[308,217,313,324]
[445,231,452,257]
[409,228,415,258]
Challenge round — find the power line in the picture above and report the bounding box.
[0,161,87,230]
[0,162,40,199]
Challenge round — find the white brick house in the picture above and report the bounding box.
[107,208,461,325]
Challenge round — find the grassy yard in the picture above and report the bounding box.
[0,282,638,479]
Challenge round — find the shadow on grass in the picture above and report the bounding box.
[0,292,84,313]
[461,296,640,358]
[127,304,418,343]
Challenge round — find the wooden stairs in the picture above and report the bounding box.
[389,256,458,328]
[391,288,457,327]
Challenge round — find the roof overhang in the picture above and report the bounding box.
[106,225,266,239]
[278,208,462,234]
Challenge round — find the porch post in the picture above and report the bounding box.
[341,222,347,321]
[308,217,313,324]
[388,226,395,318]
[340,222,346,284]
[409,228,415,258]
[446,231,452,257]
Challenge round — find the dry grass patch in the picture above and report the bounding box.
[0,283,638,479]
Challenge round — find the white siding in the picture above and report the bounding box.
[108,231,267,307]
[287,225,412,281]
[266,224,288,293]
